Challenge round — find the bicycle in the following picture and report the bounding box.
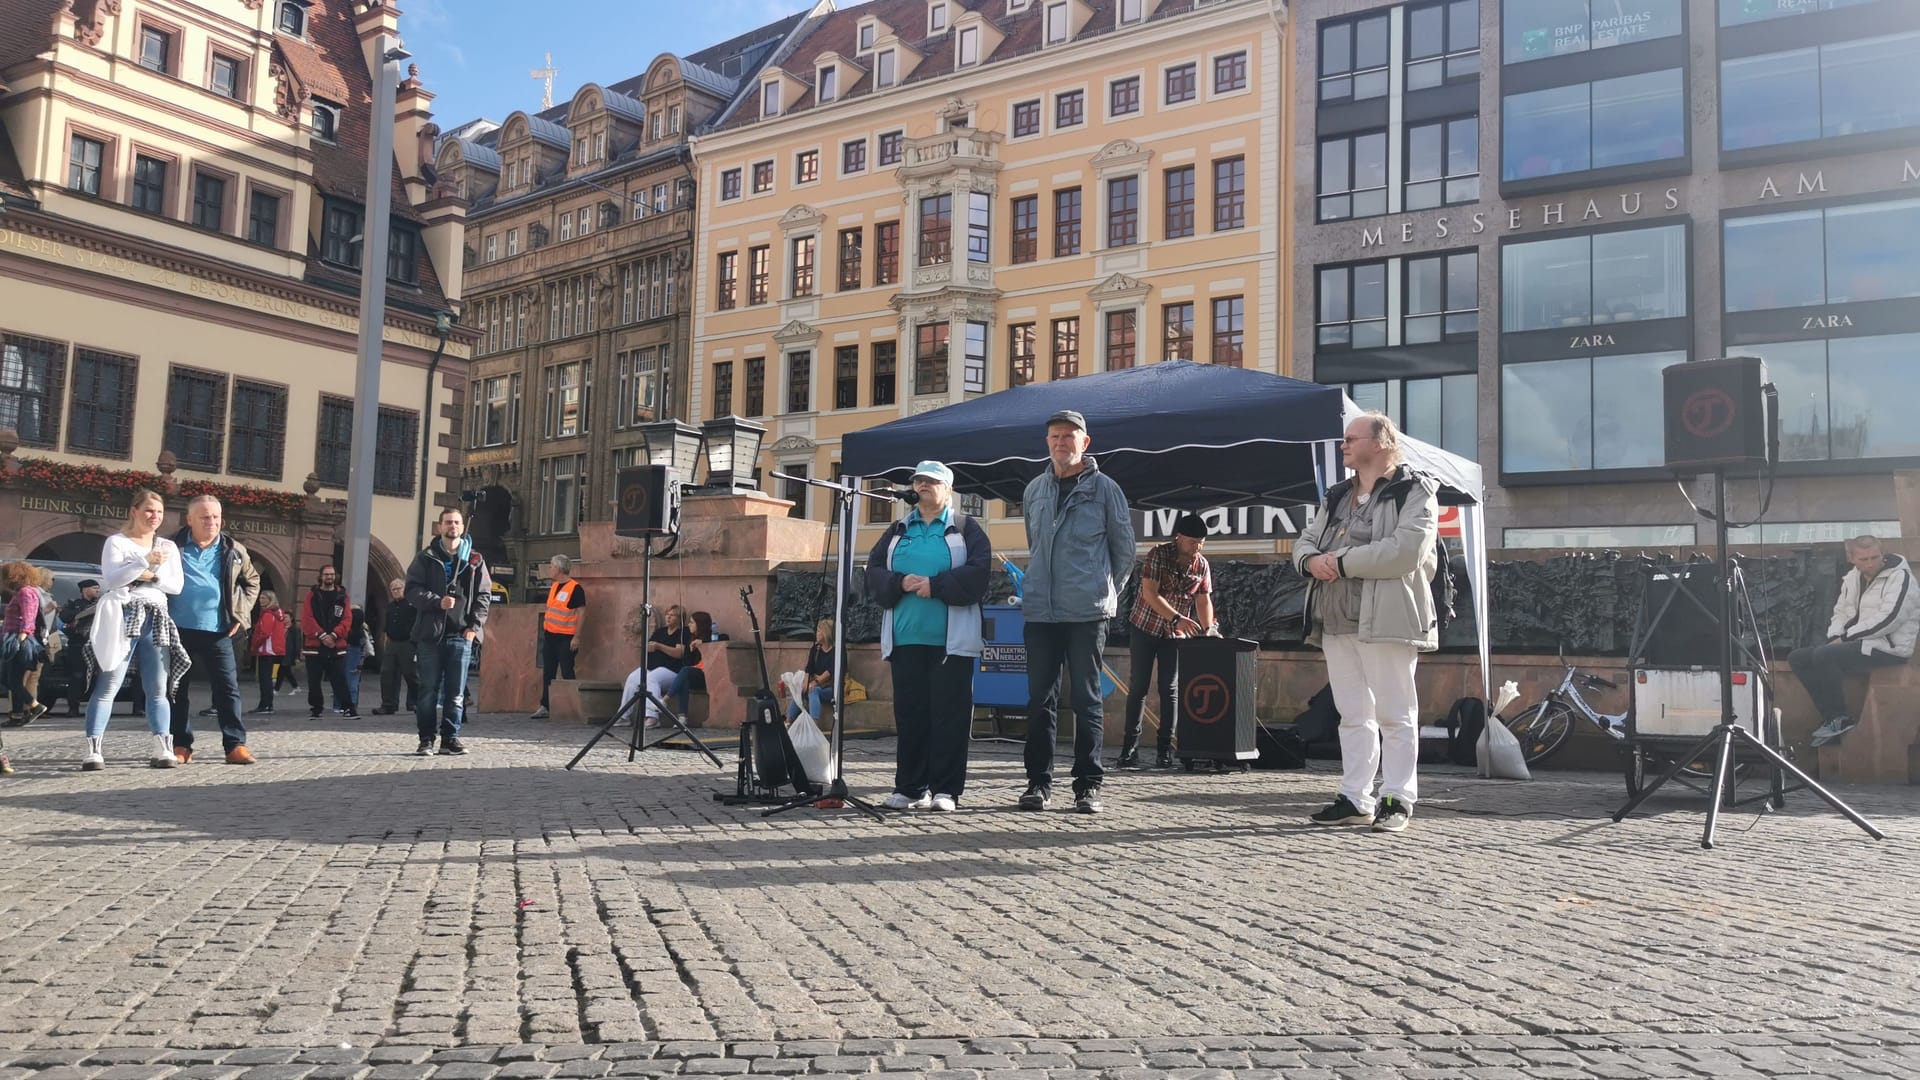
[1503,653,1626,767]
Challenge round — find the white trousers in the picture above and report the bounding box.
[1320,633,1420,813]
[621,665,678,720]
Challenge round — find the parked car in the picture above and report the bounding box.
[36,559,143,713]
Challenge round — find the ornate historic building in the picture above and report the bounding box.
[689,0,1293,555]
[435,10,809,598]
[0,0,472,601]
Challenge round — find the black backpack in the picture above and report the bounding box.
[1431,536,1458,637]
[1444,696,1488,767]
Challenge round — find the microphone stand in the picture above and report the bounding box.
[757,472,908,820]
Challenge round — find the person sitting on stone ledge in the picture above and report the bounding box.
[1789,534,1919,748]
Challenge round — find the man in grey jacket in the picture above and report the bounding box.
[1294,412,1439,834]
[1019,410,1136,814]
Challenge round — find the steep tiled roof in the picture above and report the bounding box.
[0,122,33,202]
[0,0,61,74]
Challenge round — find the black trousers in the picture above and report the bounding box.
[307,649,354,715]
[890,644,975,801]
[540,632,577,708]
[1122,630,1180,756]
[1787,642,1906,722]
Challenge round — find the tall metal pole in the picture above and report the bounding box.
[345,35,404,609]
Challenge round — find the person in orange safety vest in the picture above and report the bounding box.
[531,555,586,719]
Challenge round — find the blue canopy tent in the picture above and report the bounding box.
[840,360,1492,697]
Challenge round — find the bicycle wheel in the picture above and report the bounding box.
[1506,701,1576,766]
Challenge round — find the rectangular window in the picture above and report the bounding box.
[1105,310,1137,370]
[1013,99,1041,137]
[963,322,988,394]
[1054,187,1082,257]
[1163,302,1195,362]
[247,189,280,246]
[787,351,811,413]
[314,395,353,485]
[875,221,901,285]
[817,66,838,103]
[139,26,172,73]
[781,464,809,518]
[1406,0,1480,90]
[834,345,860,409]
[1346,374,1479,462]
[0,332,66,448]
[616,347,659,427]
[958,26,980,66]
[842,138,867,174]
[374,407,417,496]
[210,55,241,99]
[1166,62,1197,104]
[68,348,138,457]
[796,149,820,184]
[227,379,285,479]
[868,480,895,524]
[539,455,587,535]
[876,49,898,88]
[762,81,781,116]
[68,135,104,195]
[967,192,991,264]
[1739,334,1920,462]
[1318,261,1389,349]
[1318,132,1385,223]
[721,168,742,200]
[1119,0,1144,24]
[507,228,519,256]
[752,160,773,194]
[1107,176,1139,248]
[1502,68,1686,182]
[1405,250,1479,343]
[919,194,953,266]
[1502,0,1683,65]
[1045,1,1069,44]
[713,361,733,416]
[878,130,905,166]
[915,323,950,396]
[1319,12,1389,103]
[1213,156,1245,231]
[744,357,765,417]
[1011,195,1039,263]
[322,203,359,266]
[1211,297,1245,367]
[1722,32,1920,153]
[872,340,897,406]
[1051,318,1080,380]
[132,155,167,215]
[1405,116,1479,210]
[717,251,739,310]
[1164,165,1196,239]
[164,366,227,470]
[1502,222,1688,332]
[749,245,770,305]
[1503,351,1685,472]
[1055,89,1085,128]
[1724,198,1920,313]
[1214,51,1247,93]
[191,172,225,231]
[387,228,419,285]
[1009,323,1036,387]
[838,228,863,291]
[790,235,817,297]
[1110,76,1141,116]
[543,361,588,438]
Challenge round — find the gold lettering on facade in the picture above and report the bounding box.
[20,495,122,518]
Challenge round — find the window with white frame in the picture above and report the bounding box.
[929,2,948,34]
[817,65,837,103]
[858,21,877,52]
[958,26,980,66]
[876,50,897,88]
[1045,2,1069,44]
[761,81,781,116]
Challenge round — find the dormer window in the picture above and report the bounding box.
[1118,0,1143,25]
[595,131,606,159]
[817,65,838,103]
[929,2,948,34]
[1045,1,1069,45]
[957,26,980,66]
[507,161,518,187]
[761,81,781,116]
[1009,0,1031,12]
[857,21,877,52]
[875,50,898,89]
[276,1,308,38]
[310,100,339,142]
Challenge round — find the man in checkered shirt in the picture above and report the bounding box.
[1117,513,1216,769]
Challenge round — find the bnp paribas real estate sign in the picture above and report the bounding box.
[1515,1,1680,61]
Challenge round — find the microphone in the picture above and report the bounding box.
[880,487,921,505]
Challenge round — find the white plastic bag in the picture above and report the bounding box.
[786,708,836,784]
[1478,680,1531,780]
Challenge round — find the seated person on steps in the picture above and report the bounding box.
[1789,534,1918,748]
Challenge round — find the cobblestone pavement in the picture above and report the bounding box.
[1,713,1916,1078]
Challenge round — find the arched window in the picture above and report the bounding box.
[276,1,307,37]
[311,102,338,142]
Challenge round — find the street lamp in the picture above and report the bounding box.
[415,310,455,551]
[637,419,704,480]
[698,416,767,492]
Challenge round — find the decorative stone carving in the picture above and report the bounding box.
[1090,138,1153,177]
[768,435,818,453]
[771,319,820,346]
[778,204,825,234]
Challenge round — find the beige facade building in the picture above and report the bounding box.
[690,0,1293,555]
[0,0,470,601]
[434,13,808,599]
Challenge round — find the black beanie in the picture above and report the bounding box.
[1174,514,1208,539]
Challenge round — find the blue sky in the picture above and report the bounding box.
[402,0,850,126]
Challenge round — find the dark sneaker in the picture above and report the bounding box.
[248,706,275,717]
[309,709,323,720]
[1810,715,1856,747]
[1155,749,1175,769]
[1074,788,1104,815]
[415,740,435,757]
[1017,783,1050,811]
[439,737,468,756]
[1113,750,1142,770]
[1309,795,1374,826]
[1371,796,1412,833]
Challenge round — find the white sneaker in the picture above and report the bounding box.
[149,733,176,769]
[881,792,913,810]
[930,794,956,812]
[907,793,934,810]
[81,737,104,772]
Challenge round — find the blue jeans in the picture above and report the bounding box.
[786,686,829,723]
[667,665,704,714]
[1023,619,1109,795]
[415,636,474,741]
[87,623,170,738]
[344,645,364,709]
[171,629,248,753]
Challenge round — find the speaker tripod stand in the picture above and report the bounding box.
[1611,468,1882,848]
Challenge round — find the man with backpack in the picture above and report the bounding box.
[405,507,492,756]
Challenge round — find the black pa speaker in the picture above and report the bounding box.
[1663,356,1770,475]
[615,464,678,537]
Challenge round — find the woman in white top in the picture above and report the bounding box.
[82,488,190,771]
